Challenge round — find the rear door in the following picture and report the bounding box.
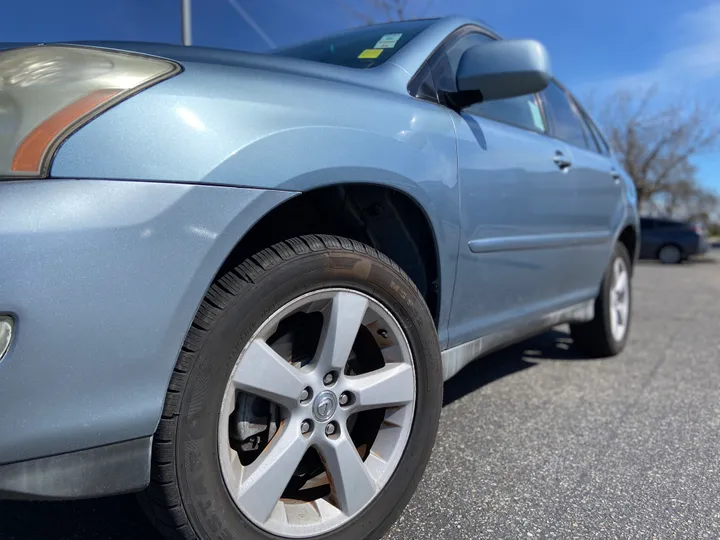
[540,82,623,295]
[424,29,586,347]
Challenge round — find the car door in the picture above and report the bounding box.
[540,82,624,294]
[425,29,587,348]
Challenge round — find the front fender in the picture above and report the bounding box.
[51,66,461,347]
[206,126,461,346]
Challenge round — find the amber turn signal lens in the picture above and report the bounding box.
[11,88,121,174]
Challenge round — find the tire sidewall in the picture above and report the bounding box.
[175,248,442,540]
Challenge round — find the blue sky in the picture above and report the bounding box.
[3,0,719,191]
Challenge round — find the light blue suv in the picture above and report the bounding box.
[0,16,638,540]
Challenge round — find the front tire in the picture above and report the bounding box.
[570,243,632,358]
[139,235,442,540]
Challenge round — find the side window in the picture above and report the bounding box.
[577,111,601,153]
[431,30,546,133]
[572,96,612,155]
[585,114,611,154]
[410,63,437,102]
[541,82,590,149]
[467,94,546,133]
[432,32,495,93]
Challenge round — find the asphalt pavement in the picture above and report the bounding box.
[2,253,719,540]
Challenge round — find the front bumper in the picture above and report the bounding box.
[0,179,294,497]
[0,437,151,500]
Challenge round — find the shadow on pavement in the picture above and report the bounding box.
[1,329,590,540]
[0,494,159,540]
[442,328,588,406]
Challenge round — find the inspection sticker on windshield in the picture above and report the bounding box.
[359,48,383,59]
[375,33,402,48]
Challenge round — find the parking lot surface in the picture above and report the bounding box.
[1,253,719,540]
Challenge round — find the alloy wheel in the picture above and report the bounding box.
[609,257,630,342]
[218,288,416,538]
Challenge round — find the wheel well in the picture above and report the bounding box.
[216,184,441,324]
[618,225,638,271]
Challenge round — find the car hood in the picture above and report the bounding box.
[0,40,409,94]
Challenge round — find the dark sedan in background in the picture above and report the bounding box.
[640,217,710,264]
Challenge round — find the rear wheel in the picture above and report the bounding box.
[658,244,682,264]
[139,235,442,540]
[570,243,632,358]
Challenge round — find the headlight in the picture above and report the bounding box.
[0,45,179,177]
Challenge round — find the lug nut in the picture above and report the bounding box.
[325,423,336,436]
[377,329,388,339]
[300,387,311,403]
[323,372,335,385]
[339,392,350,406]
[301,420,312,434]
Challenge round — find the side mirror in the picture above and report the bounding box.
[455,39,552,103]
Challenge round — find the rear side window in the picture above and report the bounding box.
[576,110,601,153]
[541,82,589,149]
[582,111,611,154]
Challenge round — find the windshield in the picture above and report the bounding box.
[268,19,436,69]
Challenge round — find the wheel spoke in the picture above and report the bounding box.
[314,292,368,372]
[233,339,305,409]
[619,298,630,321]
[614,271,628,295]
[236,423,309,524]
[320,436,377,516]
[347,363,414,411]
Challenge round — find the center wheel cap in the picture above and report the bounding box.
[312,390,338,422]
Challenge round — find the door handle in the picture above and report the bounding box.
[611,169,622,183]
[553,151,572,171]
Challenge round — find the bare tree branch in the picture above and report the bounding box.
[593,86,720,216]
[342,0,433,23]
[340,2,376,24]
